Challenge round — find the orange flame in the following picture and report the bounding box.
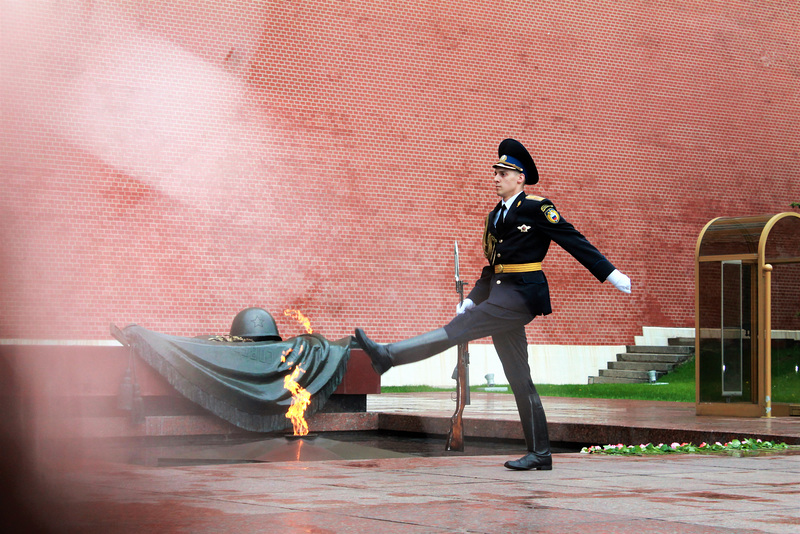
[282,346,309,435]
[284,365,311,436]
[284,309,313,334]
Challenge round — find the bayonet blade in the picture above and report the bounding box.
[454,241,460,282]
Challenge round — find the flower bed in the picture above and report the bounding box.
[581,438,793,455]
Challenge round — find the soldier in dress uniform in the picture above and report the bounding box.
[355,138,631,471]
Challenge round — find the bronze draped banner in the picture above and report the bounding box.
[121,324,351,432]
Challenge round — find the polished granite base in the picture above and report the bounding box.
[37,392,800,447]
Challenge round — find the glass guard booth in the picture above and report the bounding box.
[695,212,800,417]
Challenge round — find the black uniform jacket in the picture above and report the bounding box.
[467,191,616,317]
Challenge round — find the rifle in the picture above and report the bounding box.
[445,241,470,451]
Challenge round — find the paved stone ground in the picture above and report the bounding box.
[24,449,800,533]
[10,393,800,533]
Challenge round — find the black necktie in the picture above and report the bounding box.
[496,204,507,231]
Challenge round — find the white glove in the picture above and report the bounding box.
[456,298,475,315]
[606,269,631,294]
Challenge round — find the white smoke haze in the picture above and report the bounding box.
[0,2,355,524]
[3,0,277,203]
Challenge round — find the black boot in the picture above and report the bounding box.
[354,328,451,375]
[504,391,552,471]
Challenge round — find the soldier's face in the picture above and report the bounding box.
[493,168,525,200]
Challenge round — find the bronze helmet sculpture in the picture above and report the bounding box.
[229,307,282,341]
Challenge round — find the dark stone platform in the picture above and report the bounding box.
[371,393,800,447]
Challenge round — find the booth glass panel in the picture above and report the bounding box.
[698,261,754,403]
[770,263,800,404]
[721,261,743,396]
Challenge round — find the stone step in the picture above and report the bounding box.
[599,369,654,380]
[588,337,695,385]
[625,345,693,355]
[608,361,676,372]
[618,352,692,364]
[588,375,646,384]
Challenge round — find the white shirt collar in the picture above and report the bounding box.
[501,191,524,211]
[495,192,523,225]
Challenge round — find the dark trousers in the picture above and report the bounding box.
[444,302,536,392]
[443,301,547,452]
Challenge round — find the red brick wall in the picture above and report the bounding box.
[2,1,799,345]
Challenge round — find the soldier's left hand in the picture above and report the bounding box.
[606,269,631,294]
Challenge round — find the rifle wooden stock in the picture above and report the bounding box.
[445,340,468,451]
[448,241,468,452]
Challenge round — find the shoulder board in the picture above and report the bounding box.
[526,195,545,201]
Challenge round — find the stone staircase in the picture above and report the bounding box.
[588,337,694,384]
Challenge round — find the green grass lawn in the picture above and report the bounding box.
[383,348,800,404]
[771,345,800,404]
[535,358,697,402]
[384,358,698,402]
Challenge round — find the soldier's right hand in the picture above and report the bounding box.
[456,298,475,315]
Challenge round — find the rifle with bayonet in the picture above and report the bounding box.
[446,241,470,451]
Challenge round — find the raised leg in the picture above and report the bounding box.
[355,328,451,375]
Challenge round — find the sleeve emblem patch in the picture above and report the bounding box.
[544,207,560,224]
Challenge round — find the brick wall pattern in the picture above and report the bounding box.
[2,1,799,345]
